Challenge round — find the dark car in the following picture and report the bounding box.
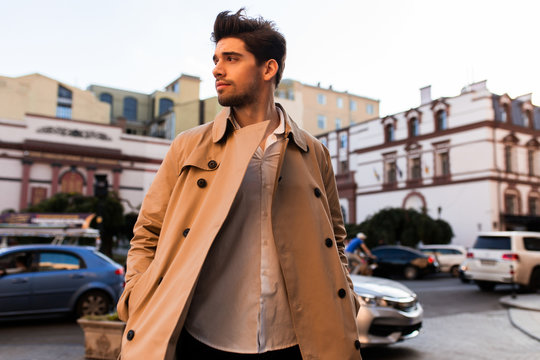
[0,245,124,319]
[372,245,439,280]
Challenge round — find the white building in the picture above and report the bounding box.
[0,114,170,213]
[318,81,540,247]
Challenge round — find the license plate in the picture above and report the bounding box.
[480,260,497,266]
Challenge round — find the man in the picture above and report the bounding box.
[117,9,361,360]
[345,233,375,275]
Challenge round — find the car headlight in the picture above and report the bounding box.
[357,293,418,311]
[358,294,390,307]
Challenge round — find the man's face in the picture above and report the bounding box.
[212,37,264,107]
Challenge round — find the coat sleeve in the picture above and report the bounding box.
[117,137,181,321]
[322,146,361,315]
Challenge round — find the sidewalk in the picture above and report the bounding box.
[499,293,540,342]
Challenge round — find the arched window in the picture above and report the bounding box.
[60,171,84,194]
[123,97,138,121]
[99,93,113,117]
[159,98,174,116]
[385,124,395,142]
[436,110,447,131]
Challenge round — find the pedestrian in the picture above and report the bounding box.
[117,8,361,360]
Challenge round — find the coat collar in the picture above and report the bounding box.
[212,103,308,152]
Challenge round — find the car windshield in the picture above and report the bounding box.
[473,236,511,250]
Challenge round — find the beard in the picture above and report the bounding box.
[217,76,260,107]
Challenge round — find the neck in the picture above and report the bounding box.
[232,87,278,128]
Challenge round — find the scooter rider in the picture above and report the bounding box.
[345,233,375,275]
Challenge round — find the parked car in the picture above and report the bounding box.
[352,274,423,346]
[463,231,540,291]
[419,244,467,277]
[0,245,124,319]
[371,245,439,280]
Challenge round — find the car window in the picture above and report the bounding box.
[473,236,511,250]
[0,251,33,274]
[523,237,540,251]
[38,251,82,271]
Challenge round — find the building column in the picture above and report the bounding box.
[51,163,62,195]
[19,159,33,210]
[112,168,122,193]
[86,167,96,196]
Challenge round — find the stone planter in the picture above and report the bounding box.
[77,318,126,360]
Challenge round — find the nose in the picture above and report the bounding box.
[213,61,223,79]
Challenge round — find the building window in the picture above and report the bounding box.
[350,100,357,111]
[60,171,84,194]
[99,93,113,118]
[436,110,448,131]
[522,111,530,128]
[339,160,348,174]
[337,97,343,108]
[31,187,47,206]
[409,117,419,137]
[320,137,328,148]
[340,133,347,149]
[505,193,519,215]
[159,98,174,116]
[385,159,397,184]
[56,85,72,119]
[500,104,510,123]
[410,157,422,180]
[528,149,536,176]
[123,97,138,121]
[529,196,540,216]
[317,94,326,105]
[439,151,450,176]
[385,123,395,142]
[505,145,514,173]
[366,103,374,115]
[335,118,342,130]
[317,115,326,129]
[173,82,179,93]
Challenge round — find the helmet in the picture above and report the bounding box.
[356,232,366,239]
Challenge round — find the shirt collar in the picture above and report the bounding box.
[212,103,308,152]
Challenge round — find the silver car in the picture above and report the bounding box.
[351,275,423,346]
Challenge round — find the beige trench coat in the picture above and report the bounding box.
[117,104,361,360]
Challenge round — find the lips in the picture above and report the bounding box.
[215,80,231,91]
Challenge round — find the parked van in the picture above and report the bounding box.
[464,231,540,291]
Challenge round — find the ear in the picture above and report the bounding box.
[262,59,279,83]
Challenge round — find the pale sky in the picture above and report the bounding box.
[1,0,539,116]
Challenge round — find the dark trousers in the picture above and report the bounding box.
[176,328,302,360]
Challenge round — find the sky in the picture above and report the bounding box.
[1,0,540,116]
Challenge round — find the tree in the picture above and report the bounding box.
[347,207,454,248]
[25,192,124,257]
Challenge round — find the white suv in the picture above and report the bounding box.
[464,231,540,291]
[419,244,467,277]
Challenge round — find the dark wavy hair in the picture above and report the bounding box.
[212,8,286,86]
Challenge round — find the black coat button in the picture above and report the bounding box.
[208,160,217,169]
[338,288,346,298]
[183,228,190,237]
[354,340,361,349]
[314,188,322,197]
[325,238,333,248]
[197,178,207,188]
[126,330,135,341]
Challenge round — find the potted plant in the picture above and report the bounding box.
[77,312,126,360]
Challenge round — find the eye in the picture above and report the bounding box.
[227,56,236,62]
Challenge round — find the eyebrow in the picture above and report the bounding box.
[213,51,244,61]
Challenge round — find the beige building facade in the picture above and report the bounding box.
[0,73,110,124]
[276,79,380,135]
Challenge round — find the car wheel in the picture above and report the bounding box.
[529,268,540,292]
[404,266,419,280]
[476,281,496,291]
[450,265,460,278]
[76,290,111,317]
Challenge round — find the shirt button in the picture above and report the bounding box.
[325,238,333,248]
[338,288,347,298]
[183,228,190,237]
[314,188,322,197]
[354,340,361,350]
[126,329,135,341]
[197,178,207,188]
[208,160,218,169]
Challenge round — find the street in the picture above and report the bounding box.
[0,274,538,360]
